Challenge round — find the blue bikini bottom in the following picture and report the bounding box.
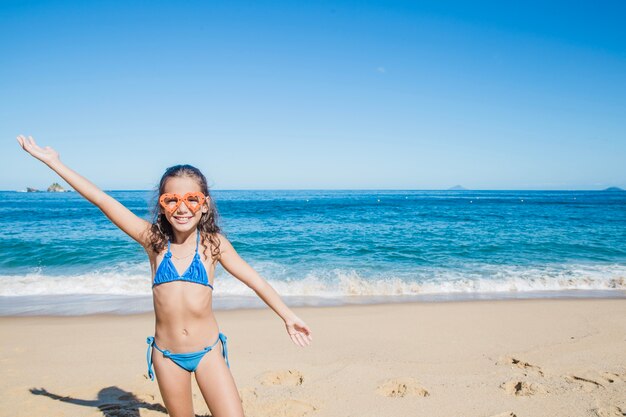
[146,332,230,381]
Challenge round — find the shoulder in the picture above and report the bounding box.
[199,232,234,262]
[214,232,247,271]
[215,232,234,253]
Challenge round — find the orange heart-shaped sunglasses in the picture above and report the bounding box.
[159,192,206,215]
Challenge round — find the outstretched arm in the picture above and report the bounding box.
[217,233,313,347]
[17,135,152,248]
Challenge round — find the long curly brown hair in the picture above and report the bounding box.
[148,164,223,265]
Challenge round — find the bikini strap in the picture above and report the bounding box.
[165,234,196,256]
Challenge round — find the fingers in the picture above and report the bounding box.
[28,135,41,151]
[296,332,310,346]
[297,324,313,342]
[286,317,313,347]
[289,332,304,347]
[16,134,37,152]
[291,332,310,347]
[17,134,46,156]
[17,135,32,153]
[288,328,312,347]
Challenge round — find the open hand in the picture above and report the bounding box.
[285,316,313,347]
[17,135,60,165]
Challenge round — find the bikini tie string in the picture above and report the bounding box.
[219,332,230,368]
[146,337,156,381]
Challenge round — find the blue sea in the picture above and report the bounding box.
[1,190,625,315]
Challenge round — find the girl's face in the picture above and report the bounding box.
[161,176,208,233]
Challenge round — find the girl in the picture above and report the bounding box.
[17,135,313,417]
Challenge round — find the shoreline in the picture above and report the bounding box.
[1,288,625,317]
[1,297,625,416]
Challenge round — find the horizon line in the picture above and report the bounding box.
[3,187,624,192]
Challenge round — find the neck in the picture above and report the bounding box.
[171,229,198,246]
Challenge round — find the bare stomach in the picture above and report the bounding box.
[152,282,219,352]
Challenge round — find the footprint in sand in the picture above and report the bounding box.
[240,387,317,417]
[499,380,548,396]
[259,369,305,386]
[496,356,545,377]
[594,405,626,417]
[563,368,626,392]
[376,377,430,398]
[601,371,626,384]
[564,374,606,391]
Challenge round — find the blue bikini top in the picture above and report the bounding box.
[153,232,214,289]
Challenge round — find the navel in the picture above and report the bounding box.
[182,328,188,336]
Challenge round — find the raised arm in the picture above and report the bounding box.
[217,233,313,347]
[17,135,152,248]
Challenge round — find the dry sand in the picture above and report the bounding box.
[1,298,625,417]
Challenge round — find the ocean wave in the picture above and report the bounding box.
[1,262,625,298]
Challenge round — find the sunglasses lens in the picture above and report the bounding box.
[161,196,179,210]
[186,196,201,208]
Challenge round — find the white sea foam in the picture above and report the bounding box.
[1,262,625,298]
[1,262,625,315]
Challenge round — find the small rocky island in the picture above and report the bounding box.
[47,182,66,192]
[26,183,70,192]
[603,187,624,192]
[448,185,468,191]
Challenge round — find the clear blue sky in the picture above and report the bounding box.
[2,0,625,190]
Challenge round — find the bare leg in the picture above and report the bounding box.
[152,349,195,417]
[194,339,244,417]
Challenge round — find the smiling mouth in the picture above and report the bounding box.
[173,215,193,224]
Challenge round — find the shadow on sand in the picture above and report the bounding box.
[30,386,212,417]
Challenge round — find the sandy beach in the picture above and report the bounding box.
[1,297,625,417]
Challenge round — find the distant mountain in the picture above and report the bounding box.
[603,187,624,192]
[448,185,468,191]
